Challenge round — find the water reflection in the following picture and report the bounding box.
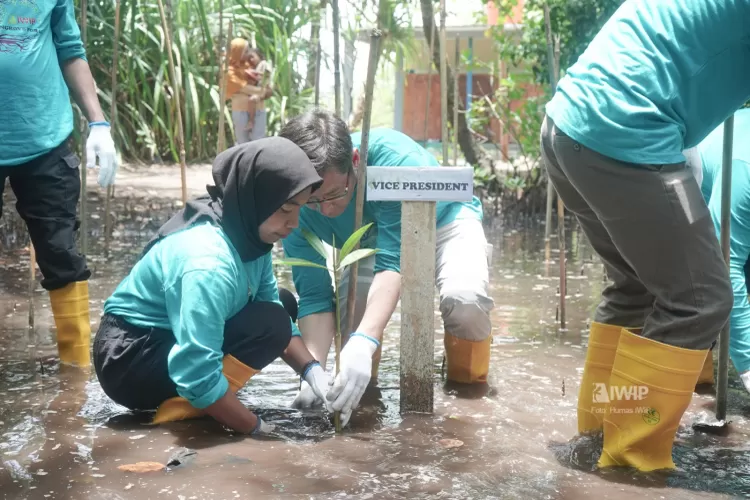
[1,189,750,498]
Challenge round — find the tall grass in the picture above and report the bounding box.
[73,0,316,163]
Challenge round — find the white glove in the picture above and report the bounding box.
[293,363,333,412]
[251,415,275,436]
[86,123,118,187]
[326,333,379,427]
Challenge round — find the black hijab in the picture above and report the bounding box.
[140,136,323,262]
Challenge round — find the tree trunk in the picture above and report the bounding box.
[419,0,492,170]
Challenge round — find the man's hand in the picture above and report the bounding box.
[326,333,379,426]
[86,124,118,187]
[299,363,333,411]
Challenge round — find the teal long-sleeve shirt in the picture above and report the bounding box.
[103,222,300,409]
[546,0,750,166]
[0,0,87,165]
[697,109,750,373]
[281,128,483,320]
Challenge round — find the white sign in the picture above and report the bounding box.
[366,166,474,202]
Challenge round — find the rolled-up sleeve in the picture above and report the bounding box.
[51,0,86,63]
[164,268,237,409]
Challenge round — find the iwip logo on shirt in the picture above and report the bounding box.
[0,0,40,53]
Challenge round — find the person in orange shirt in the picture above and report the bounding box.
[225,38,273,145]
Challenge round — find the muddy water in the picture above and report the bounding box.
[2,189,750,499]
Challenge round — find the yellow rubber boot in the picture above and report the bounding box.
[577,322,623,434]
[48,281,91,367]
[695,350,714,387]
[152,354,259,424]
[598,328,708,472]
[444,332,491,384]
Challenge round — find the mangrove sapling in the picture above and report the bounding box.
[275,222,379,432]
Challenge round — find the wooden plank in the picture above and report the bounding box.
[400,201,437,413]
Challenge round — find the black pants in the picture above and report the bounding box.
[93,288,300,411]
[1,137,89,291]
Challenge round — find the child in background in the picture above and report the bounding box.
[225,39,273,145]
[243,49,272,136]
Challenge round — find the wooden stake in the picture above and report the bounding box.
[344,29,381,335]
[439,0,448,164]
[453,36,460,165]
[716,114,734,422]
[216,19,232,153]
[157,0,188,204]
[29,244,36,330]
[104,0,122,256]
[423,23,435,143]
[313,2,323,106]
[543,4,565,328]
[216,7,229,151]
[79,0,88,257]
[332,0,341,117]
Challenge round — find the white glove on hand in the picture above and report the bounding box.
[294,363,333,412]
[86,124,118,187]
[326,333,379,427]
[251,415,275,436]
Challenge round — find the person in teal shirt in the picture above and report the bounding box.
[0,0,118,368]
[685,108,750,395]
[93,138,335,436]
[279,110,494,427]
[540,0,744,472]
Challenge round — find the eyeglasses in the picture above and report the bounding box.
[306,171,352,207]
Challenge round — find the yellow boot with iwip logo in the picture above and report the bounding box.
[598,328,708,472]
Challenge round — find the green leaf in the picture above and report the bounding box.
[300,228,329,261]
[337,248,379,271]
[273,258,329,271]
[339,222,374,263]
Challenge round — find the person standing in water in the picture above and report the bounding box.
[1,0,118,367]
[540,0,744,471]
[93,138,333,435]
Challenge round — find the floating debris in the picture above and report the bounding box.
[117,461,165,473]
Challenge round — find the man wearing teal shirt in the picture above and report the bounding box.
[540,0,744,472]
[685,108,750,395]
[0,0,118,367]
[280,110,494,426]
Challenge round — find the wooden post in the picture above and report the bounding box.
[439,0,448,164]
[542,4,555,267]
[104,0,122,256]
[716,114,734,422]
[400,201,436,412]
[367,165,474,414]
[332,0,341,117]
[156,0,188,204]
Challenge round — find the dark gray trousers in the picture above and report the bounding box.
[540,115,732,349]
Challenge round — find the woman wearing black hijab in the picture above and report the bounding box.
[93,137,330,435]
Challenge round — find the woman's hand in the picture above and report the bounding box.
[203,388,272,436]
